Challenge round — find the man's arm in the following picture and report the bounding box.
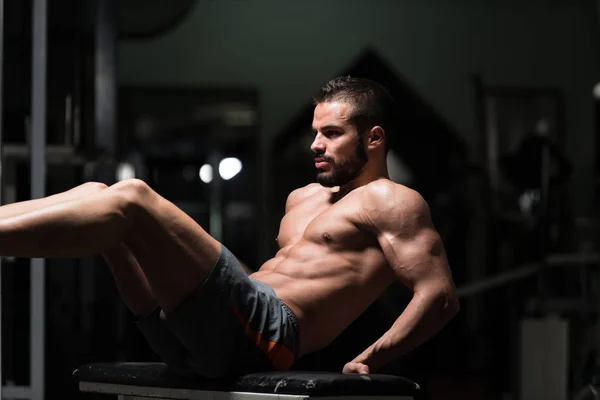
[345,182,459,374]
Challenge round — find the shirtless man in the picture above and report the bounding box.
[0,76,458,378]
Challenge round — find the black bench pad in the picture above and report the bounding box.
[73,362,420,396]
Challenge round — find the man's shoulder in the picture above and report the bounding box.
[286,183,322,211]
[360,179,429,224]
[361,179,424,207]
[289,183,322,201]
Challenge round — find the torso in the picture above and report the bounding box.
[251,183,396,357]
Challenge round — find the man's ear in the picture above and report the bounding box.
[367,126,385,150]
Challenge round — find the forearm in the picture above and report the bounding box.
[352,288,458,372]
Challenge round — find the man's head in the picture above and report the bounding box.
[310,76,396,187]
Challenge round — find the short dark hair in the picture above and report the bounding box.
[313,76,396,150]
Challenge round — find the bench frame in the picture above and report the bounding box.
[79,380,415,400]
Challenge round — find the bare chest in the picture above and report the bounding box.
[277,195,375,250]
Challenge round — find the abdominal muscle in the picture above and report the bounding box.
[250,240,394,357]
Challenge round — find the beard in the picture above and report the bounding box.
[314,139,368,187]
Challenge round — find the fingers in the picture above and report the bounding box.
[343,362,370,375]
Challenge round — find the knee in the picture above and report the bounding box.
[81,181,109,191]
[110,179,154,211]
[114,178,151,194]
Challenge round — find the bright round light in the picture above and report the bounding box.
[116,163,136,181]
[219,157,242,180]
[199,164,213,183]
[594,82,600,99]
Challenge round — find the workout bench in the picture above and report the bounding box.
[73,362,420,399]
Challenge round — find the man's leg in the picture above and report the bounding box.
[0,181,159,316]
[0,181,191,369]
[0,178,221,312]
[102,244,157,317]
[0,181,108,219]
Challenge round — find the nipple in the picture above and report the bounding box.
[323,232,333,242]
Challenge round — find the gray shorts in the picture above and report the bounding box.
[135,244,300,379]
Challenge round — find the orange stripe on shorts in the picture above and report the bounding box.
[230,305,295,371]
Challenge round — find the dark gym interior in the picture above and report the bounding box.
[2,0,600,399]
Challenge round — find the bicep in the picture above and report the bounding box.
[378,223,451,291]
[363,186,449,288]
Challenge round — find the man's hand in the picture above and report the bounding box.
[342,362,370,375]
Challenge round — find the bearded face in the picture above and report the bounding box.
[310,101,368,187]
[313,134,368,187]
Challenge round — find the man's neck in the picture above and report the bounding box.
[334,168,390,199]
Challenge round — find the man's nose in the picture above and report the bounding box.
[311,134,325,154]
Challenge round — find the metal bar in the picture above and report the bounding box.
[545,252,600,266]
[209,151,223,242]
[258,120,270,264]
[31,0,47,399]
[94,0,116,156]
[457,263,540,298]
[0,0,5,395]
[456,252,600,298]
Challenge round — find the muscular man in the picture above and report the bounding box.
[0,76,458,378]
